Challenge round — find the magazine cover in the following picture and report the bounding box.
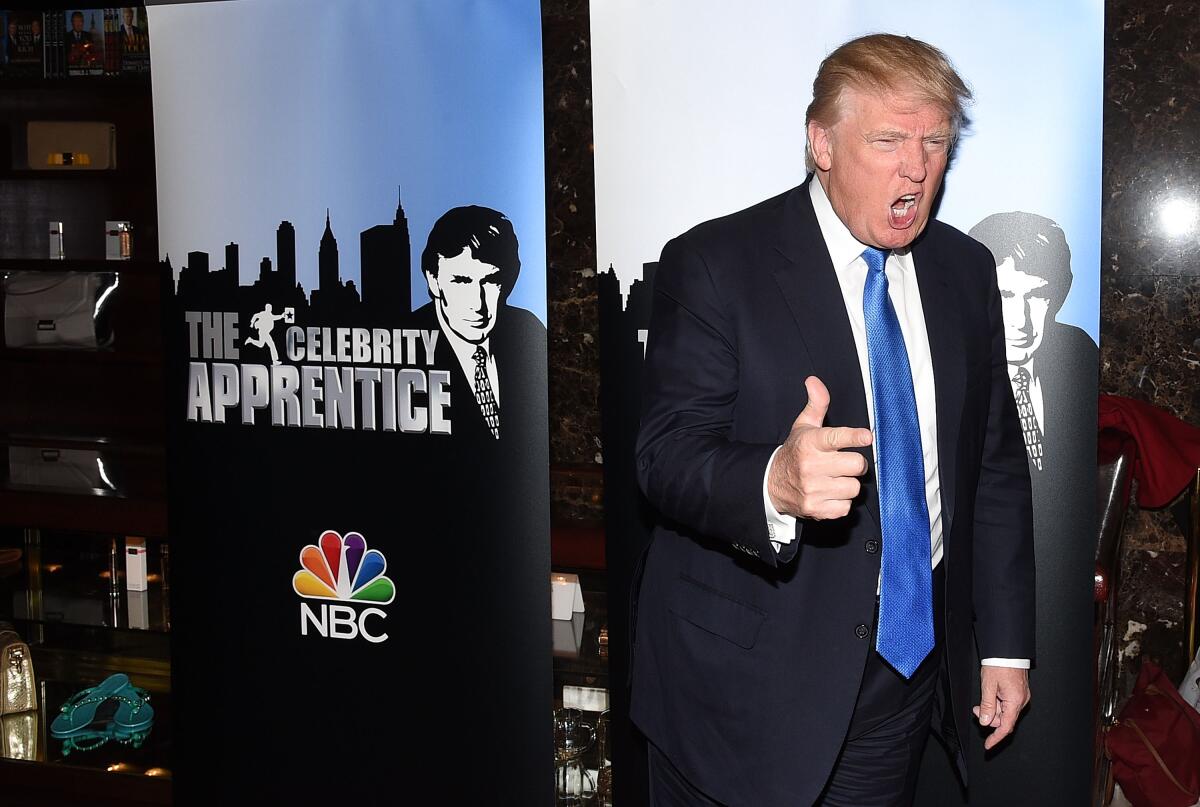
[64,8,104,76]
[2,10,44,77]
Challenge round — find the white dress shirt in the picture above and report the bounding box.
[761,177,1028,669]
[434,304,500,408]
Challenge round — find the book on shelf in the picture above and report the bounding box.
[0,8,150,79]
[104,7,117,75]
[64,8,104,77]
[0,9,43,78]
[117,6,148,74]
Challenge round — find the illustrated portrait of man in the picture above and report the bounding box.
[414,205,546,448]
[631,34,1034,806]
[968,212,1098,474]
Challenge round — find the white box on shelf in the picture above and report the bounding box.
[125,537,148,591]
[551,572,585,621]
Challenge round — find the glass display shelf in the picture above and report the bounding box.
[3,675,174,772]
[0,605,170,803]
[1,532,170,635]
[10,571,170,635]
[0,669,171,807]
[551,581,612,806]
[0,258,164,275]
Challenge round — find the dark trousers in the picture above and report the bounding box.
[648,564,948,807]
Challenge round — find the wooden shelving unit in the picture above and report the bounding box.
[0,8,171,803]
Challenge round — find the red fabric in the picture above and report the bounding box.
[1106,661,1200,807]
[1098,394,1200,508]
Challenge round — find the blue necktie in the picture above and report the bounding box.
[861,247,934,679]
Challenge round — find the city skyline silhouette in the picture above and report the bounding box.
[171,188,412,328]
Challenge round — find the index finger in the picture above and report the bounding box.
[819,426,873,451]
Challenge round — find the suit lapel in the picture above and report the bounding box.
[770,179,881,533]
[912,236,964,533]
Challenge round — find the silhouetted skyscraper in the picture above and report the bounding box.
[259,257,272,282]
[277,221,296,290]
[319,210,339,292]
[360,186,412,318]
[186,250,208,274]
[224,242,239,278]
[177,249,235,303]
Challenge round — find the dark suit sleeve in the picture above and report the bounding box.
[971,252,1037,661]
[635,234,789,567]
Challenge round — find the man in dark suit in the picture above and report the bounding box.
[121,7,142,40]
[632,34,1035,806]
[67,11,91,45]
[412,205,546,449]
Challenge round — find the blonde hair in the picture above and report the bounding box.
[804,34,972,171]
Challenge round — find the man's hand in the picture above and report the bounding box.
[767,376,873,519]
[973,666,1031,750]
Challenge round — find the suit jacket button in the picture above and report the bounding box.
[855,624,869,639]
[864,539,879,554]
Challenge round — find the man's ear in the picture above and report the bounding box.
[424,270,441,301]
[807,120,834,172]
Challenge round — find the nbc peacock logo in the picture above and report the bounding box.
[293,530,394,644]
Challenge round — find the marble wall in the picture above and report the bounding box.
[542,1,1199,679]
[1103,0,1200,684]
[543,2,605,524]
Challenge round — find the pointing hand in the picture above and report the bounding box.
[767,376,873,520]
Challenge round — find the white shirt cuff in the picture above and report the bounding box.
[980,658,1030,669]
[763,446,796,554]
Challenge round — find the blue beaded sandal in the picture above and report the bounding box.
[50,673,130,744]
[50,673,154,754]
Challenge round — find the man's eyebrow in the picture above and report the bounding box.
[863,128,953,140]
[865,128,910,139]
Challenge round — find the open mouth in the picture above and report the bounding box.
[889,194,919,229]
